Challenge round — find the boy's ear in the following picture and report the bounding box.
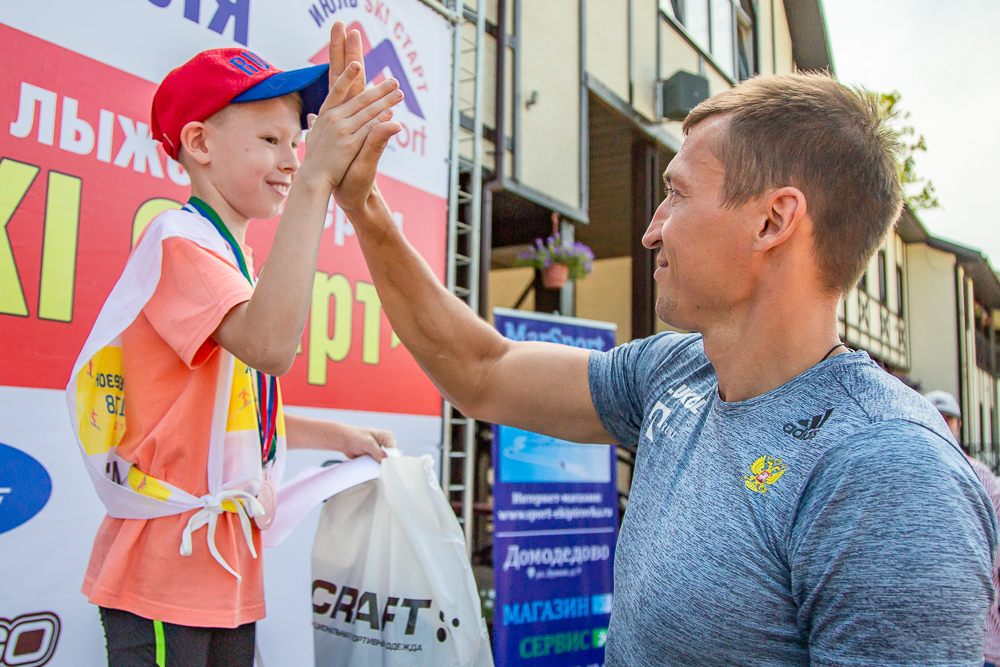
[179,121,211,166]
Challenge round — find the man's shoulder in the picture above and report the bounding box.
[833,417,966,470]
[618,331,707,368]
[588,332,711,435]
[826,355,957,445]
[614,332,712,392]
[794,415,990,542]
[784,357,976,504]
[795,418,990,551]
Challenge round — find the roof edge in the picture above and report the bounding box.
[782,0,835,73]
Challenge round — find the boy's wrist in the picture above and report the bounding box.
[292,166,335,196]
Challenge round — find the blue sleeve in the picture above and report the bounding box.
[790,420,998,666]
[588,333,694,446]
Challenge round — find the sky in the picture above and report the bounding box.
[822,0,1000,263]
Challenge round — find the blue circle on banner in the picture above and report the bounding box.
[0,442,52,534]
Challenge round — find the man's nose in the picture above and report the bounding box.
[642,208,667,249]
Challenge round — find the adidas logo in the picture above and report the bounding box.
[783,409,834,440]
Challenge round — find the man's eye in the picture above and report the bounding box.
[263,136,278,145]
[664,185,676,200]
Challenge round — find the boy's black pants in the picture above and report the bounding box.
[100,607,255,667]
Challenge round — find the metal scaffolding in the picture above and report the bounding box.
[440,0,486,554]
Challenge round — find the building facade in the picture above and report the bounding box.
[901,212,1000,470]
[483,0,833,344]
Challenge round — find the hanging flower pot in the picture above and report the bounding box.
[514,233,595,292]
[542,263,570,289]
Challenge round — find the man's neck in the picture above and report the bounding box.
[189,182,250,245]
[700,289,844,403]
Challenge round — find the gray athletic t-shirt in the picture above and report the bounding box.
[589,333,997,667]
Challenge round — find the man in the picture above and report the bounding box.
[336,73,997,665]
[926,389,968,441]
[926,390,1000,667]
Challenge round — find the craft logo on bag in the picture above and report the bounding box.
[312,580,463,649]
[0,612,60,667]
[0,443,52,534]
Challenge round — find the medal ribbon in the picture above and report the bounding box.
[186,197,278,466]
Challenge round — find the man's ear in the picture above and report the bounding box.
[179,121,211,166]
[754,186,807,252]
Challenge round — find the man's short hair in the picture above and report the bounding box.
[682,72,903,294]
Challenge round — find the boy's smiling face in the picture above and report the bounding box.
[193,95,302,222]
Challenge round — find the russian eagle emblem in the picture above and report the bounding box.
[744,455,786,493]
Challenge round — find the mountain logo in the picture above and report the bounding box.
[783,409,834,440]
[311,22,425,119]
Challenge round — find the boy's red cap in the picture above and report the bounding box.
[151,48,329,160]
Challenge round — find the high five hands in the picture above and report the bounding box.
[301,20,403,203]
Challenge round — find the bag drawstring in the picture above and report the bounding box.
[180,489,265,581]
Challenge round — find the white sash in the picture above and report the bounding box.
[66,208,287,580]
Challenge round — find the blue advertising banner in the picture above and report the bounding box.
[492,308,618,667]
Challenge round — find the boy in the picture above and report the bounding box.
[67,22,401,666]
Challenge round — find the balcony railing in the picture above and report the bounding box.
[839,289,908,368]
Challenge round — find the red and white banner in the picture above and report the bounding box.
[0,2,452,664]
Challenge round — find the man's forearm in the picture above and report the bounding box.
[347,192,609,443]
[346,190,508,417]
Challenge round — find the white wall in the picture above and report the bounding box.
[906,243,959,396]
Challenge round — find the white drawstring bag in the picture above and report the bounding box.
[311,454,494,667]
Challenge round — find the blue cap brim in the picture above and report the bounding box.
[231,64,329,129]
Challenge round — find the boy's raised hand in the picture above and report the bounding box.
[299,21,403,190]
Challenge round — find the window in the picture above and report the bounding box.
[662,0,683,20]
[877,250,887,304]
[662,0,756,81]
[858,270,867,294]
[736,0,755,81]
[896,265,905,316]
[710,0,734,78]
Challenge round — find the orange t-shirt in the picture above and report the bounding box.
[82,236,262,628]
